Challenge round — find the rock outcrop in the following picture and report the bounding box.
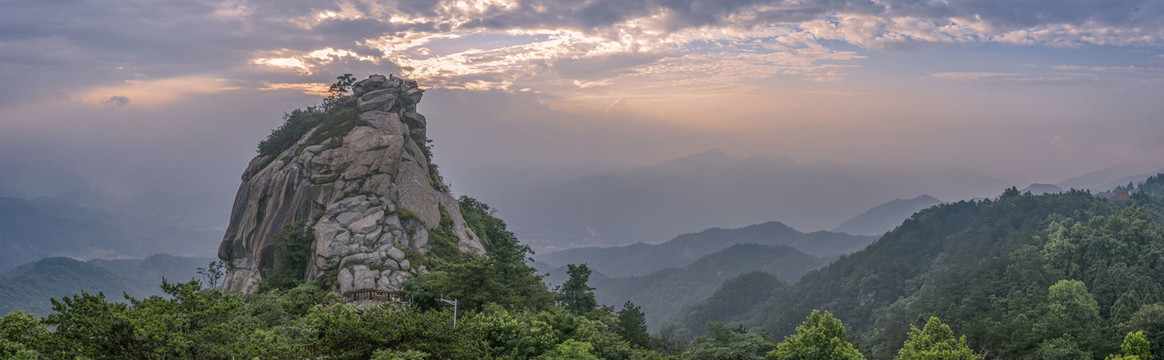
[217,74,485,295]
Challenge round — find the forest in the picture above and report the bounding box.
[4,185,1164,359]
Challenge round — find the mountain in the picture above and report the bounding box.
[217,74,485,294]
[536,221,874,277]
[665,271,788,339]
[88,253,217,290]
[0,197,127,271]
[0,195,221,272]
[0,257,134,316]
[0,254,215,316]
[676,189,1164,359]
[544,243,826,331]
[1058,162,1164,191]
[449,149,1007,251]
[833,195,942,236]
[1020,183,1063,195]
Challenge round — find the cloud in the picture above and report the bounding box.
[1050,64,1164,74]
[932,72,1023,80]
[102,95,131,107]
[2,0,1163,113]
[932,72,1103,87]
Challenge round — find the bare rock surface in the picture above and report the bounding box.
[218,74,484,295]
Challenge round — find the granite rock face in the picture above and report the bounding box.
[217,74,485,295]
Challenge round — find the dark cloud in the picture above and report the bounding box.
[102,95,130,106]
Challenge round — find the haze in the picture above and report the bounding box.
[2,0,1163,246]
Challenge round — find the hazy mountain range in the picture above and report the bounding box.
[543,243,826,331]
[833,195,942,236]
[535,221,873,277]
[448,149,1012,251]
[0,196,220,272]
[534,220,874,330]
[0,254,214,316]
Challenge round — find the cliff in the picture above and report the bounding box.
[217,74,485,294]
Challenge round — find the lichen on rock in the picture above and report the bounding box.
[217,74,485,295]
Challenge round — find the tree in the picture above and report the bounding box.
[896,317,980,360]
[1122,303,1164,357]
[328,73,356,96]
[1105,331,1153,360]
[0,311,50,358]
[196,260,225,289]
[682,322,775,360]
[539,339,601,360]
[1040,280,1102,347]
[1036,336,1091,360]
[556,264,598,316]
[767,310,864,360]
[403,196,553,312]
[258,222,314,292]
[617,301,650,348]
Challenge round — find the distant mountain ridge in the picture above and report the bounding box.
[536,221,874,277]
[543,243,826,331]
[1057,162,1164,191]
[451,149,1008,251]
[0,254,212,316]
[833,195,942,236]
[0,196,220,272]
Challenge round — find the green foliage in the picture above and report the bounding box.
[258,221,314,292]
[557,264,599,316]
[28,279,282,359]
[1110,331,1154,360]
[618,301,651,348]
[1041,280,1102,346]
[662,266,796,339]
[681,322,776,360]
[257,106,323,156]
[426,204,465,265]
[1036,336,1091,360]
[768,310,865,360]
[314,305,481,359]
[256,74,361,157]
[1122,303,1164,357]
[397,206,421,223]
[895,317,979,360]
[696,189,1164,359]
[539,339,601,360]
[195,260,224,289]
[1140,173,1164,197]
[372,348,431,359]
[329,73,356,96]
[0,312,50,358]
[459,195,513,253]
[403,196,553,314]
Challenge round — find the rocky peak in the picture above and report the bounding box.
[217,74,484,295]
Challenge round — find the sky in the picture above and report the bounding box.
[1,0,1163,227]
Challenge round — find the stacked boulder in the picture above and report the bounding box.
[217,74,485,295]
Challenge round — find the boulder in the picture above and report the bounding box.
[217,74,484,295]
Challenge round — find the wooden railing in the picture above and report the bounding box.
[342,288,405,303]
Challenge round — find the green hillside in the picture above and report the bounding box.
[696,188,1164,359]
[0,254,214,316]
[0,257,132,316]
[665,271,788,339]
